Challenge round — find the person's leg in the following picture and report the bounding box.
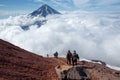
[72,60,74,66]
[67,59,69,64]
[75,60,77,65]
[68,59,70,64]
[69,59,71,65]
[76,61,77,65]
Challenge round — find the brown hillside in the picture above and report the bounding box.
[0,39,63,80]
[0,39,120,80]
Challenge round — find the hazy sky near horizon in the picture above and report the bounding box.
[0,0,120,18]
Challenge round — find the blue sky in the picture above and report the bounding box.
[0,0,120,18]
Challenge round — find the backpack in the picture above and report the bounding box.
[72,54,79,61]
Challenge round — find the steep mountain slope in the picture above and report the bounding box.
[30,4,61,17]
[0,39,63,80]
[0,39,120,80]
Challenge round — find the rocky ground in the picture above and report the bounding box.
[0,39,120,80]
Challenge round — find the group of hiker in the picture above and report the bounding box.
[66,50,79,66]
[53,50,79,66]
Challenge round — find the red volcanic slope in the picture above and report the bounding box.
[0,39,120,80]
[0,39,63,80]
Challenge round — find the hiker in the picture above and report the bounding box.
[66,50,72,65]
[72,50,79,66]
[54,51,58,58]
[47,54,49,57]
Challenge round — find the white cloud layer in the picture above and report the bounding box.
[0,12,120,67]
[0,10,30,18]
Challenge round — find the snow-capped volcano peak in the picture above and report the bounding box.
[30,4,61,17]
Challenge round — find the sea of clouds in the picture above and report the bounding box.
[0,12,120,67]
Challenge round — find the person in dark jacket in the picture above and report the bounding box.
[66,50,72,65]
[54,51,58,58]
[72,50,79,66]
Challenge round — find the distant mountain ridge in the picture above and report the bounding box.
[30,4,61,17]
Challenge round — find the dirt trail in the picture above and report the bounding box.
[50,57,120,80]
[54,58,91,80]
